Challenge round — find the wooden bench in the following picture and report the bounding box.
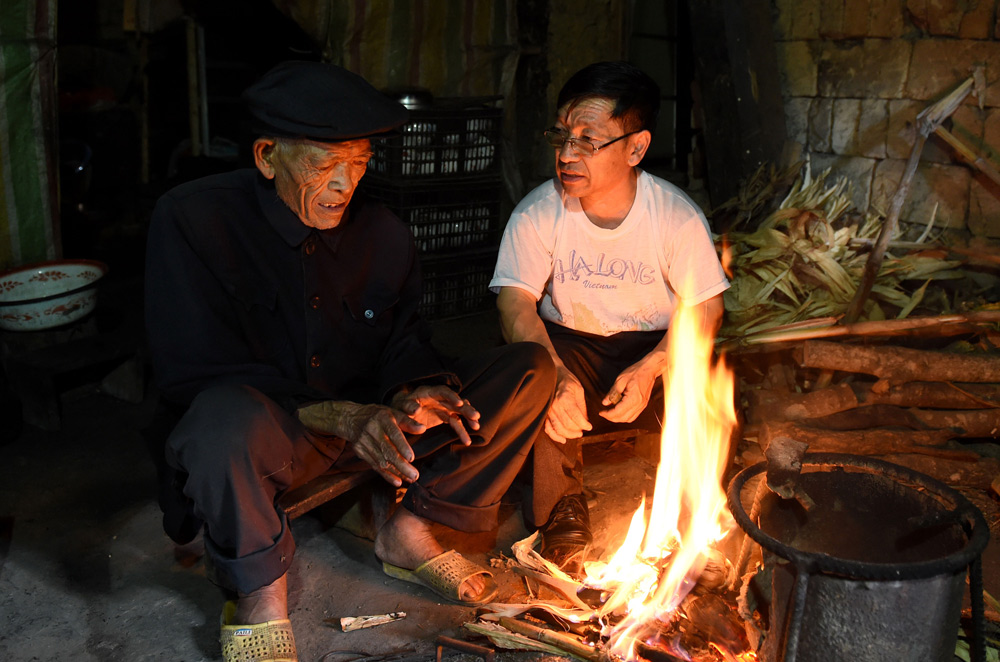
[277,428,660,521]
[144,400,378,529]
[278,469,377,520]
[581,427,662,464]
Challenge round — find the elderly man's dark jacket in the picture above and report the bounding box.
[144,167,459,542]
[145,167,456,428]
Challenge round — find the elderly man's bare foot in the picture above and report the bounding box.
[234,573,289,623]
[374,507,488,602]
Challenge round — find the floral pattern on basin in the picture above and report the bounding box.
[0,260,108,331]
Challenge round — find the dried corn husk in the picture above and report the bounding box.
[719,164,962,339]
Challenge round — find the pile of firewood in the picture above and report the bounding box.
[712,81,1000,505]
[736,336,1000,498]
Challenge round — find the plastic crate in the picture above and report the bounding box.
[361,178,502,255]
[368,98,502,180]
[419,248,498,320]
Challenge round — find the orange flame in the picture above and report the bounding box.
[585,300,737,660]
[719,236,734,279]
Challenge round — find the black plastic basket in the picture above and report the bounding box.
[418,248,498,320]
[368,98,502,181]
[361,177,502,255]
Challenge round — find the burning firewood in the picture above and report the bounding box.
[692,547,730,593]
[679,593,750,658]
[470,302,757,662]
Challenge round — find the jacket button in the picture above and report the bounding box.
[310,354,321,368]
[310,296,321,309]
[364,309,374,319]
[304,239,316,256]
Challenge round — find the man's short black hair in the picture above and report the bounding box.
[556,61,660,134]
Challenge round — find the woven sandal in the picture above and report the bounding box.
[382,549,498,606]
[220,601,298,662]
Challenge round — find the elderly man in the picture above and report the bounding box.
[145,61,554,662]
[490,61,729,574]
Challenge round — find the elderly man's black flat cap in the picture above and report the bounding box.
[243,61,409,141]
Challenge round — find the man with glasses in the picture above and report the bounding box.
[490,61,729,575]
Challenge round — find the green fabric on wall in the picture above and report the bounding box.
[0,0,58,270]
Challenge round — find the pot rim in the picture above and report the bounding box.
[727,452,990,580]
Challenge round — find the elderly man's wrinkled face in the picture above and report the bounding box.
[254,137,372,230]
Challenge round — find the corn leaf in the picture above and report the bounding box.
[896,279,930,319]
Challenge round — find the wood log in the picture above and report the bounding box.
[853,381,1000,409]
[797,341,1000,383]
[724,311,1000,349]
[908,409,1000,438]
[498,617,601,662]
[809,404,1000,438]
[806,404,928,431]
[746,384,858,423]
[935,125,1000,188]
[760,421,976,460]
[876,454,1000,490]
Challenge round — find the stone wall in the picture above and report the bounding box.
[773,0,1000,239]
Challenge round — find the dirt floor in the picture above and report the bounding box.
[0,291,660,662]
[1,284,999,662]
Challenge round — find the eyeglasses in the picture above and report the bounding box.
[543,128,638,157]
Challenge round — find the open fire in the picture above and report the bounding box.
[582,301,752,662]
[582,301,743,660]
[489,294,991,662]
[500,301,755,662]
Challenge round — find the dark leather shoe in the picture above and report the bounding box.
[540,494,592,575]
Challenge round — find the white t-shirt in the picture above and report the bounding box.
[490,171,729,336]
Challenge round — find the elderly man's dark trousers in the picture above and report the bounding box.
[164,342,554,594]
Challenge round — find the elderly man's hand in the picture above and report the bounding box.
[599,359,661,424]
[390,385,481,446]
[297,400,425,487]
[545,367,592,443]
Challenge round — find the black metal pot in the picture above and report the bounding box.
[727,453,990,662]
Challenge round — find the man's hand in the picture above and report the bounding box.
[546,367,592,443]
[599,359,661,424]
[390,385,481,446]
[297,400,424,487]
